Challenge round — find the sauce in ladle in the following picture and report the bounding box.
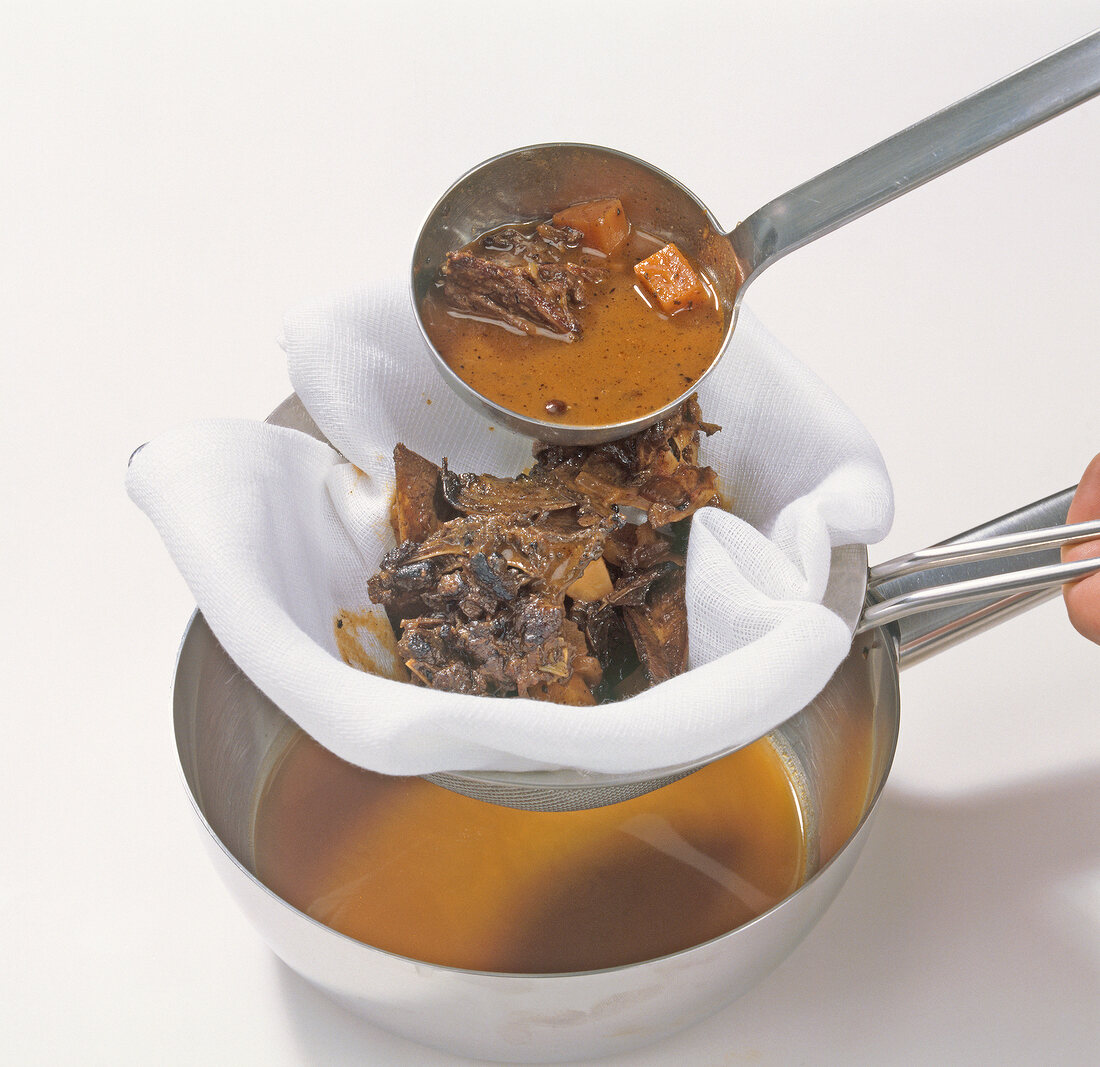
[420,213,726,427]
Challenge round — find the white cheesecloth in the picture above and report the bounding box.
[127,279,893,774]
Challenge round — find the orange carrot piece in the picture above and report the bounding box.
[552,198,630,255]
[633,242,709,315]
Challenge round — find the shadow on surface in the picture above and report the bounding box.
[688,765,1100,1063]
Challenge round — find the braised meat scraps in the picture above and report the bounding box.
[366,397,721,705]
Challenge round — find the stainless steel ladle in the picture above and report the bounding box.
[412,30,1100,445]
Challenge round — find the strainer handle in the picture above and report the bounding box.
[866,487,1080,667]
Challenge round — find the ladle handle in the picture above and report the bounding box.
[730,31,1100,286]
[870,487,1079,668]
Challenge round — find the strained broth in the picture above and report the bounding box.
[254,733,806,973]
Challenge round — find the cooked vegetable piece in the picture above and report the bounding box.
[552,198,630,255]
[633,242,710,315]
[564,556,613,603]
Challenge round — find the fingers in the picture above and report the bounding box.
[1063,452,1100,644]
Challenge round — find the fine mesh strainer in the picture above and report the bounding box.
[265,394,1099,813]
[421,500,1099,811]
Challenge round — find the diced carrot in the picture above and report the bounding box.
[552,198,630,255]
[633,243,710,315]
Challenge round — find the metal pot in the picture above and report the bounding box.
[171,396,1075,1062]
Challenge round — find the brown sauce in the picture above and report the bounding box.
[253,732,806,973]
[421,226,726,427]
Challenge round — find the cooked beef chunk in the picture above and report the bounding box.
[366,397,723,705]
[569,599,639,700]
[602,521,678,575]
[391,443,454,544]
[440,460,588,518]
[534,221,584,248]
[366,540,440,620]
[399,596,601,702]
[438,222,607,337]
[622,564,689,685]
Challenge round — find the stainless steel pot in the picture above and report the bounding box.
[170,398,1079,1063]
[175,599,898,1063]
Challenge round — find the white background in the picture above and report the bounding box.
[3,2,1098,1063]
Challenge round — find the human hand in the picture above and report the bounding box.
[1063,453,1100,644]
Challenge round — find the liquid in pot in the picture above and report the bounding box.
[254,733,807,973]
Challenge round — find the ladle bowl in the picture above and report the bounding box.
[410,143,739,445]
[411,31,1100,445]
